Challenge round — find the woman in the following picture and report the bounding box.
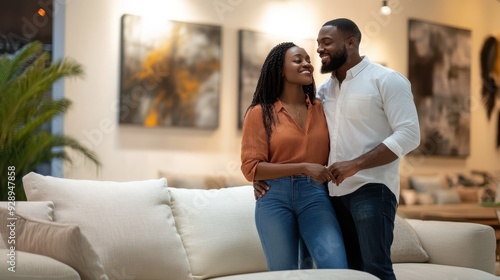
[241,42,347,271]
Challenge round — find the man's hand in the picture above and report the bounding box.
[253,180,269,200]
[327,160,359,185]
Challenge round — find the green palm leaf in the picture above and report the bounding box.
[0,41,100,201]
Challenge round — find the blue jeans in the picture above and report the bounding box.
[331,183,397,280]
[255,176,347,271]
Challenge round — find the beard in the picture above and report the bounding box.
[320,46,348,74]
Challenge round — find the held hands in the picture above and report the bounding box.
[303,163,334,184]
[252,161,360,199]
[252,163,333,200]
[327,159,360,185]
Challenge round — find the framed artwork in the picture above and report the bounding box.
[238,29,315,128]
[408,19,471,157]
[119,14,221,129]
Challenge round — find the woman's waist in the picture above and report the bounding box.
[265,158,328,166]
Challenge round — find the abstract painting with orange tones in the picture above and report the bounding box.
[119,14,221,129]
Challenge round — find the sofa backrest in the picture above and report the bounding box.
[9,173,435,280]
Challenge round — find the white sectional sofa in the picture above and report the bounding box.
[0,172,498,280]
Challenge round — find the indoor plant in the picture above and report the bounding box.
[0,41,100,201]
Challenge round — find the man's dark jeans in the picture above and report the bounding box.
[331,183,398,280]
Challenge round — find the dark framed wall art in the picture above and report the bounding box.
[408,19,471,157]
[119,14,221,129]
[238,30,315,128]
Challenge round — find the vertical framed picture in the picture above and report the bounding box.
[119,14,221,129]
[238,30,315,128]
[408,19,471,157]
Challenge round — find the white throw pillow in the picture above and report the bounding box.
[410,175,443,194]
[0,201,54,249]
[434,189,461,204]
[0,208,108,280]
[169,185,266,280]
[23,172,192,280]
[391,215,429,263]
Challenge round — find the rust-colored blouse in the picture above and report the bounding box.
[241,97,330,182]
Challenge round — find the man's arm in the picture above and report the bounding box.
[328,143,397,185]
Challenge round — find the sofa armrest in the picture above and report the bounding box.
[0,249,80,279]
[406,219,496,274]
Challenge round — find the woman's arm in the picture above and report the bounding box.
[255,162,333,183]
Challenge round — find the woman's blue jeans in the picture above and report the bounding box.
[255,176,347,271]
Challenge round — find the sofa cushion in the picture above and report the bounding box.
[410,175,443,193]
[0,208,107,280]
[434,189,461,204]
[391,215,429,263]
[209,269,379,279]
[0,249,81,280]
[393,263,499,280]
[169,185,266,280]
[0,201,54,249]
[23,172,192,280]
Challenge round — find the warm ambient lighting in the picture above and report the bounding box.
[37,8,46,17]
[380,0,391,15]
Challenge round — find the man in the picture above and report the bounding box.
[254,18,420,280]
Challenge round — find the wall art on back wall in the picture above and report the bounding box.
[408,19,471,157]
[119,14,221,129]
[238,29,315,128]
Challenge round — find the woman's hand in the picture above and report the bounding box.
[253,181,269,199]
[303,163,334,183]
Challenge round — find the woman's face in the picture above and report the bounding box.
[282,46,314,85]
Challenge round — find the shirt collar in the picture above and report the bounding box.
[274,94,313,111]
[332,56,370,81]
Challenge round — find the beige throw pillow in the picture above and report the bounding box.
[0,208,108,280]
[0,201,54,249]
[391,215,429,263]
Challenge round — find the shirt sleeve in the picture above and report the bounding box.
[380,71,421,157]
[240,106,269,182]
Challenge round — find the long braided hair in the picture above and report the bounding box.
[246,42,316,143]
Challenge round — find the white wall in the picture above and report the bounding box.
[53,0,500,181]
